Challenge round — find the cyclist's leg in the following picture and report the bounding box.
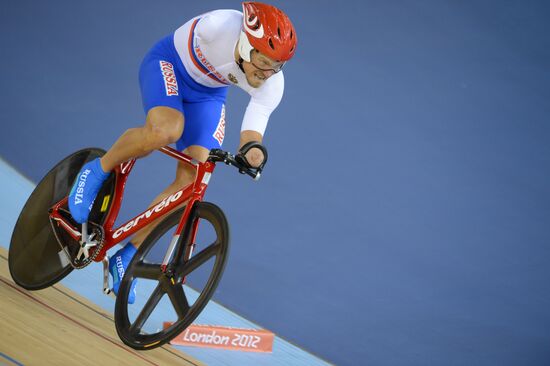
[100,106,184,172]
[69,40,185,224]
[129,99,226,247]
[128,144,209,247]
[68,107,183,223]
[101,42,186,172]
[108,40,187,300]
[109,30,229,299]
[110,99,225,300]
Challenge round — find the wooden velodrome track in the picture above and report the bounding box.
[0,247,204,366]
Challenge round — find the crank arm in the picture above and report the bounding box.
[102,256,115,298]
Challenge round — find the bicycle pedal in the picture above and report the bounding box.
[103,287,115,298]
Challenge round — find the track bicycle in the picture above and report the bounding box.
[8,143,266,349]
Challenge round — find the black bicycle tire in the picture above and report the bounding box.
[114,201,230,350]
[8,147,113,290]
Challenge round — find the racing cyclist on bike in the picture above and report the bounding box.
[68,2,297,303]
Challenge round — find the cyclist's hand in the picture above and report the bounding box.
[235,141,268,174]
[244,147,265,168]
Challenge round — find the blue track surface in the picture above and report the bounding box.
[2,1,550,365]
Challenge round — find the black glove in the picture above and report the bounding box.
[235,141,268,172]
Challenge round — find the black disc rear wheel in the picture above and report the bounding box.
[8,148,114,290]
[114,201,230,350]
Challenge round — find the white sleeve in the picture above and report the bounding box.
[195,10,238,43]
[241,72,285,136]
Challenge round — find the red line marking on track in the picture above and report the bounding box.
[0,351,24,366]
[0,276,160,366]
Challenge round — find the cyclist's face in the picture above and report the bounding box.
[242,50,285,88]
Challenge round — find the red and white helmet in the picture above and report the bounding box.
[238,2,297,62]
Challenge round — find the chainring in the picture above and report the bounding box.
[50,208,106,269]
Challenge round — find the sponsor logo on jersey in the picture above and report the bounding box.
[159,61,179,96]
[213,105,226,145]
[228,73,238,84]
[194,46,229,84]
[113,189,183,239]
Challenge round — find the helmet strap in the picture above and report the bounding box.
[236,57,246,73]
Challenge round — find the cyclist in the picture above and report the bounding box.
[68,2,297,303]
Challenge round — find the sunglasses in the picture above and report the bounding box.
[249,54,285,73]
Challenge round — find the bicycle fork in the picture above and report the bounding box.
[161,210,201,285]
[99,217,199,296]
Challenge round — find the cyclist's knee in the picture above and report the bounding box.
[185,145,210,163]
[143,107,184,151]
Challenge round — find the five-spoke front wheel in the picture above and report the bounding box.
[114,201,230,350]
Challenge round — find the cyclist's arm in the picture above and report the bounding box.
[239,73,283,167]
[241,72,284,136]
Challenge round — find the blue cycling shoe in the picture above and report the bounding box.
[109,243,138,304]
[69,158,110,224]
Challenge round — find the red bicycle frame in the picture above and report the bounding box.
[49,146,215,265]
